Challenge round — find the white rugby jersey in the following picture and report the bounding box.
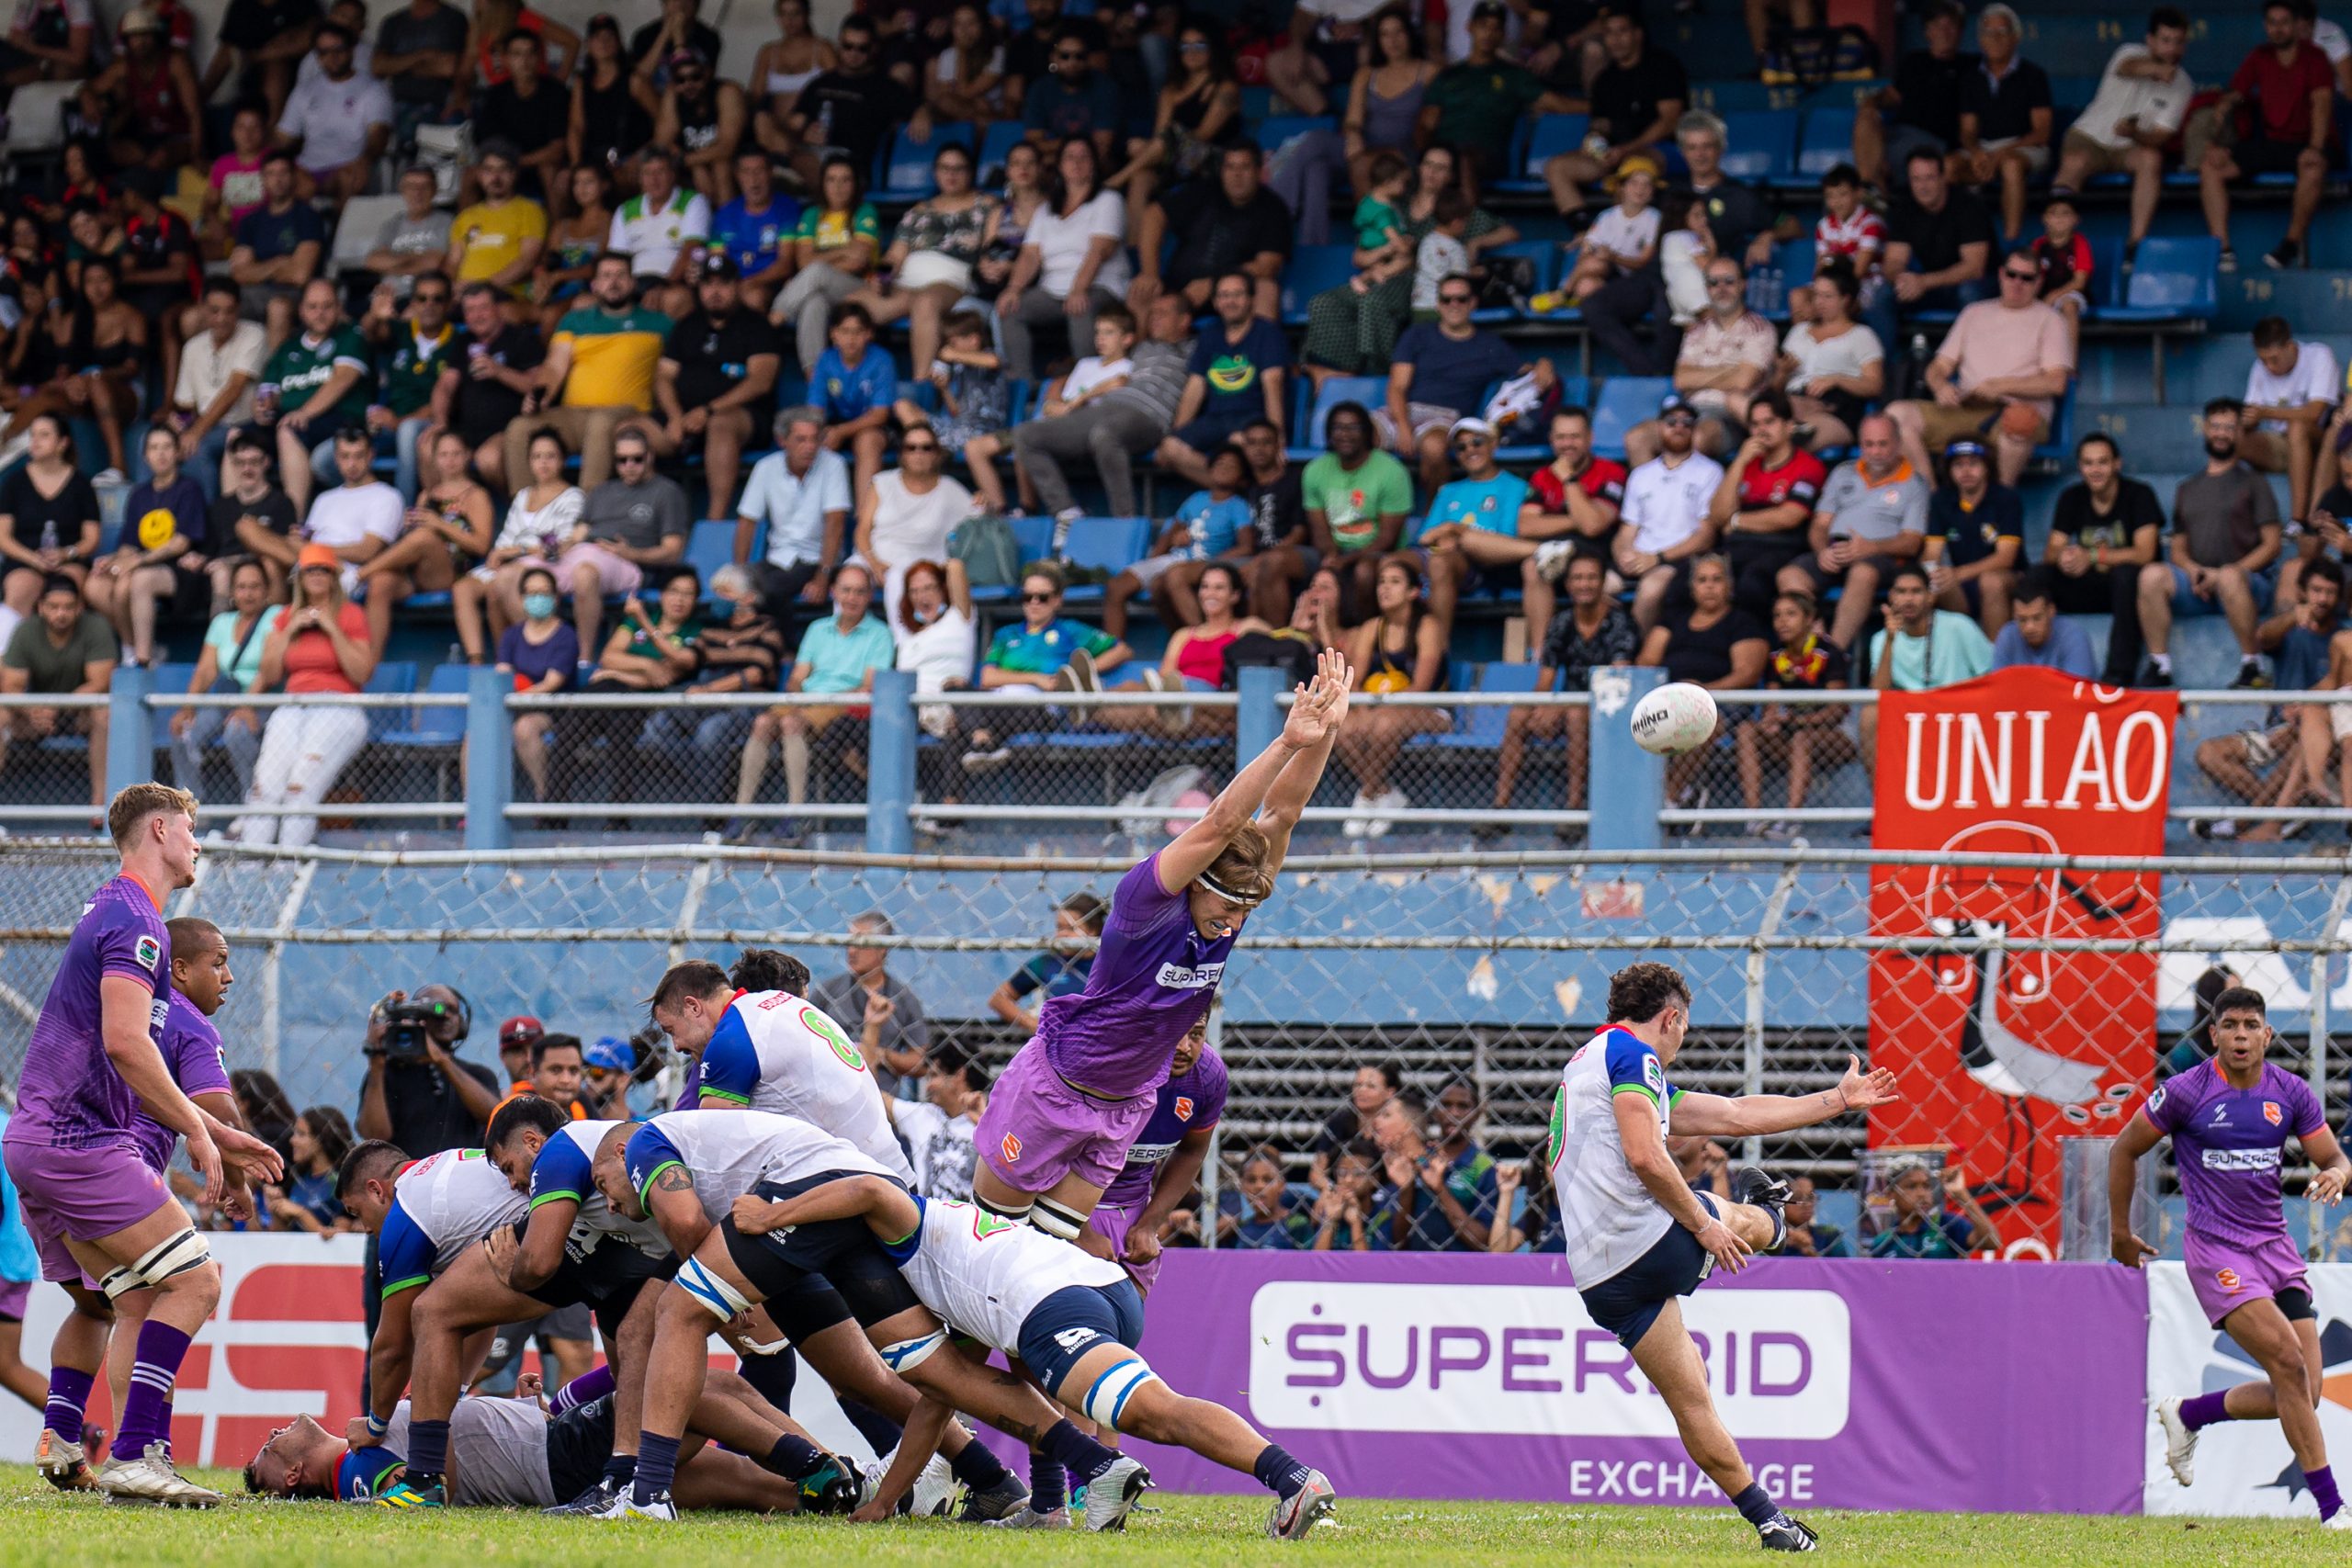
[528,1118,671,1258]
[694,990,914,1182]
[390,1147,527,1271]
[625,1109,897,1225]
[1546,1027,1685,1287]
[891,1195,1125,1353]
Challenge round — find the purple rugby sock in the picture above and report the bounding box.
[2309,1465,2345,1520]
[113,1320,193,1460]
[42,1367,94,1445]
[2179,1391,2233,1432]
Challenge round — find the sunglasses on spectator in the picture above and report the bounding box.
[413,289,448,303]
[902,439,938,452]
[1179,38,1209,51]
[1661,411,1697,425]
[615,451,650,465]
[1054,47,1086,59]
[2001,267,2037,282]
[1706,275,1741,288]
[1022,590,1057,603]
[1438,290,1474,304]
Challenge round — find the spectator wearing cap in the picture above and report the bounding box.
[227,150,324,348]
[1861,560,1994,752]
[447,141,549,304]
[1618,393,1726,634]
[275,23,392,201]
[510,253,670,491]
[1420,417,1534,643]
[1420,1,1570,190]
[581,1036,644,1120]
[1381,274,1547,499]
[2199,0,2336,273]
[654,45,747,204]
[1922,437,2023,636]
[83,6,201,173]
[1949,4,2052,243]
[1889,244,2073,489]
[1993,571,2098,677]
[621,253,782,524]
[495,1014,544,1096]
[472,28,570,197]
[1853,0,1971,190]
[1540,11,1688,220]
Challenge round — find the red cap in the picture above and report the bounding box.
[498,1014,544,1046]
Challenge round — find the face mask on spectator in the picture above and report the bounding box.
[523,592,558,619]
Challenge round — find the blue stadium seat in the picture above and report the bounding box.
[1497,112,1590,195]
[977,121,1026,186]
[149,663,198,700]
[363,660,417,741]
[1280,243,1356,328]
[379,663,472,750]
[2099,236,2221,325]
[968,515,1054,602]
[1790,107,1855,186]
[684,519,737,599]
[1718,110,1797,184]
[1589,376,1672,461]
[880,123,972,199]
[1059,518,1151,597]
[1423,660,1548,750]
[1295,375,1388,457]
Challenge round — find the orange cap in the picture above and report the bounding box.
[296,543,340,572]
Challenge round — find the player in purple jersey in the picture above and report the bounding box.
[1088,1020,1227,1297]
[2,784,281,1507]
[38,918,244,1495]
[971,648,1352,1245]
[2112,987,2352,1526]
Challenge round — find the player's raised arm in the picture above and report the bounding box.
[2107,1109,2165,1268]
[1665,1055,1900,1139]
[1154,649,1353,894]
[1254,654,1352,871]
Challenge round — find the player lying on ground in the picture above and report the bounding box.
[730,1173,1340,1540]
[1548,961,1898,1553]
[5,784,282,1507]
[37,916,245,1494]
[969,649,1351,1245]
[243,1367,827,1512]
[589,1111,1109,1523]
[2115,984,2352,1526]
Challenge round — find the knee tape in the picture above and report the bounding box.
[1079,1355,1159,1429]
[1031,1198,1086,1243]
[100,1228,211,1301]
[974,1192,1033,1226]
[878,1327,946,1374]
[676,1256,755,1323]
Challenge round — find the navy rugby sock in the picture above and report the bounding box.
[403,1417,449,1484]
[632,1433,681,1503]
[947,1439,1012,1491]
[1732,1483,1781,1528]
[1253,1444,1310,1499]
[1028,1453,1067,1512]
[1040,1418,1118,1483]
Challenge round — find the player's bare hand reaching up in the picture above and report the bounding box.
[1834,1055,1900,1113]
[1280,648,1353,750]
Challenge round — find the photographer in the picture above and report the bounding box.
[354,984,503,1155]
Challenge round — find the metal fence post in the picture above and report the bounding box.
[107,662,153,803]
[1587,664,1665,852]
[868,669,916,854]
[1236,664,1283,765]
[464,666,513,852]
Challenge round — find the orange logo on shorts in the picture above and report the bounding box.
[2217,1268,2244,1293]
[1001,1133,1023,1164]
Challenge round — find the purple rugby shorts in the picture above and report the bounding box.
[2186,1228,2311,1328]
[1088,1197,1163,1296]
[2,1141,176,1287]
[973,1039,1156,1196]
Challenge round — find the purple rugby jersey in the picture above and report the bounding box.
[1101,1050,1229,1208]
[6,875,170,1151]
[2143,1059,2326,1247]
[1038,853,1239,1101]
[130,991,236,1174]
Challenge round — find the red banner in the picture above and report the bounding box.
[1867,668,2179,1255]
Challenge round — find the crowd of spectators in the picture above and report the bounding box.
[0,0,2346,840]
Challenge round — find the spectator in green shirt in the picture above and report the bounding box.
[358,269,459,501]
[0,575,115,817]
[1300,402,1416,616]
[733,560,895,839]
[1418,1,1574,189]
[264,276,377,513]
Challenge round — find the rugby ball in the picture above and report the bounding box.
[1631,682,1718,755]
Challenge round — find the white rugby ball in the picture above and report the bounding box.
[1630,682,1719,755]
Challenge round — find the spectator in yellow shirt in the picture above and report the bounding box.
[507,252,672,487]
[446,141,548,299]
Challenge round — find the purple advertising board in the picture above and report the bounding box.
[1092,1251,2146,1515]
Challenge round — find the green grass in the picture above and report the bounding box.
[0,1468,2344,1566]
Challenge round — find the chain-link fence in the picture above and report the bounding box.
[1,839,2343,1258]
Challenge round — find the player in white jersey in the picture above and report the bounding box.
[731,1175,1339,1540]
[648,961,914,1183]
[588,1109,1129,1522]
[1551,963,1897,1553]
[337,1140,530,1489]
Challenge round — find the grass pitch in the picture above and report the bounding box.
[0,1468,2344,1567]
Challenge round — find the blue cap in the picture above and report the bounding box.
[1657,391,1695,419]
[584,1036,633,1071]
[1944,438,1988,461]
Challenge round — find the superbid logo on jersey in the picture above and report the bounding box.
[1155,961,1226,991]
[2200,1147,2282,1173]
[1249,1282,1850,1439]
[1173,1098,1195,1121]
[2217,1268,2244,1293]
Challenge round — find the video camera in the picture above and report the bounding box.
[367,989,472,1063]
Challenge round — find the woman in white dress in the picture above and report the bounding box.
[458,425,586,651]
[854,423,977,627]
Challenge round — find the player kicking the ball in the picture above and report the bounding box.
[2113,985,2352,1526]
[1550,962,1897,1553]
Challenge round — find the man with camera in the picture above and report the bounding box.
[355,983,503,1408]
